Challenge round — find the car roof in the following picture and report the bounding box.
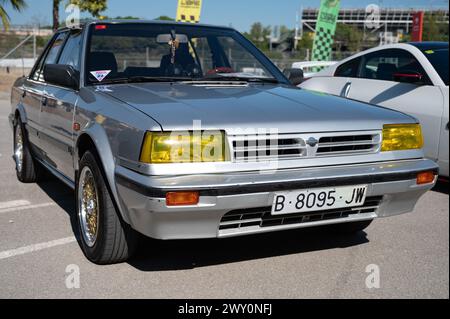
[408,42,449,51]
[58,19,236,32]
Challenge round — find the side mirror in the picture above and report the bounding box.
[393,71,423,84]
[283,68,304,86]
[44,64,79,90]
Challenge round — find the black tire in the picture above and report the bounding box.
[331,220,373,234]
[14,118,39,183]
[76,150,138,265]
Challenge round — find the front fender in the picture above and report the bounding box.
[11,102,28,127]
[75,123,132,225]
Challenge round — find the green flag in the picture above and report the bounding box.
[311,0,341,61]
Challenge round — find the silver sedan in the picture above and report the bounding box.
[9,21,438,265]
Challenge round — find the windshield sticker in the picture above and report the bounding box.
[90,70,111,82]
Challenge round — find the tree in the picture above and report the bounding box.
[53,0,60,31]
[298,32,313,50]
[0,0,27,31]
[423,12,449,42]
[114,16,140,20]
[53,0,107,31]
[333,23,363,52]
[154,15,174,21]
[244,22,272,51]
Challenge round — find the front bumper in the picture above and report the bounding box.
[115,159,438,239]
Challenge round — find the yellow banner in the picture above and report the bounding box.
[176,0,203,23]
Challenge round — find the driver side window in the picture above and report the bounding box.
[30,31,68,82]
[360,49,431,85]
[335,57,361,78]
[57,30,83,71]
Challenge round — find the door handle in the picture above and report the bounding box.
[342,82,352,98]
[22,90,27,98]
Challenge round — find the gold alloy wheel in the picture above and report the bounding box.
[78,166,99,247]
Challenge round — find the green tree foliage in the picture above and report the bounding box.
[154,15,175,21]
[423,12,449,42]
[298,32,313,50]
[69,0,107,17]
[244,22,272,51]
[333,23,363,52]
[0,0,27,30]
[113,16,140,20]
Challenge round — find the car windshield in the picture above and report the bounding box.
[85,23,280,85]
[422,48,449,86]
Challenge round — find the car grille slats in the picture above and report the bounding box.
[316,134,380,156]
[233,137,307,162]
[219,196,383,233]
[230,131,381,162]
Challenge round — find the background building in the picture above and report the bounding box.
[301,8,449,44]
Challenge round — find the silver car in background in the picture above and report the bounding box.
[300,42,449,177]
[9,21,438,265]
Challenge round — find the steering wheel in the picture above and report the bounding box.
[206,67,234,75]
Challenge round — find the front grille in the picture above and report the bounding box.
[316,134,381,156]
[232,136,307,162]
[219,196,383,232]
[230,131,381,162]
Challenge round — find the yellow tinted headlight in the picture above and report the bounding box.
[381,124,424,152]
[140,131,227,164]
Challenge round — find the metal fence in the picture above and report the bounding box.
[271,52,356,70]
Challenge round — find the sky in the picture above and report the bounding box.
[4,0,449,32]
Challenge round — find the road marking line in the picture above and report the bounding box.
[0,237,76,260]
[0,202,58,214]
[0,200,31,210]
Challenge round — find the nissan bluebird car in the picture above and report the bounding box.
[9,21,438,265]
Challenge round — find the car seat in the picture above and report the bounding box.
[87,51,118,79]
[376,63,398,81]
[160,43,196,76]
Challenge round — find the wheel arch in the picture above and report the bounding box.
[13,102,28,125]
[75,124,132,224]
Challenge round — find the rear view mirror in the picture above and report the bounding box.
[393,71,423,84]
[156,34,188,44]
[283,68,304,86]
[44,64,79,90]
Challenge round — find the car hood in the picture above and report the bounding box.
[96,82,415,134]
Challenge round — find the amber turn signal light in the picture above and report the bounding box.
[166,192,199,206]
[416,171,436,185]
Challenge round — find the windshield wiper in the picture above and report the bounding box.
[196,75,279,84]
[93,76,192,85]
[128,76,193,83]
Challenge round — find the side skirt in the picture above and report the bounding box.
[35,157,75,190]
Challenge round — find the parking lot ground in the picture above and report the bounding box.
[0,98,448,299]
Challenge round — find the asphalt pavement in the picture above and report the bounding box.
[0,97,448,299]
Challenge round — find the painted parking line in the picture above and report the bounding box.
[0,201,57,214]
[0,200,31,210]
[0,236,76,260]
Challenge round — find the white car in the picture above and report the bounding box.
[300,42,449,177]
[291,61,337,78]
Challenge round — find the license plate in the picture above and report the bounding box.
[271,185,368,215]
